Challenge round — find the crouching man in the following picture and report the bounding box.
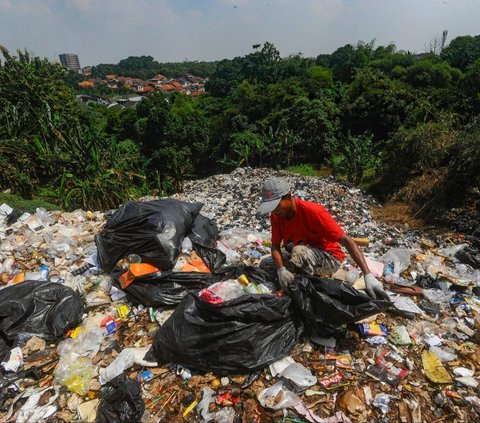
[258,177,389,301]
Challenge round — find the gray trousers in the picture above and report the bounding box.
[259,245,341,278]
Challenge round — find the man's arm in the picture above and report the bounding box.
[271,243,284,269]
[271,242,295,291]
[338,234,370,274]
[338,234,390,301]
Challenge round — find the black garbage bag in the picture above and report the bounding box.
[152,292,303,374]
[0,280,84,362]
[455,245,480,269]
[290,276,392,337]
[192,242,226,273]
[217,265,278,293]
[112,269,215,307]
[187,214,219,247]
[95,199,203,272]
[96,374,144,423]
[113,265,275,308]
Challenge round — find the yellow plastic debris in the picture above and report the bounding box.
[422,350,453,384]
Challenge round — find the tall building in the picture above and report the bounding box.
[59,53,81,72]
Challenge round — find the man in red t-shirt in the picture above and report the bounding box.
[258,177,389,301]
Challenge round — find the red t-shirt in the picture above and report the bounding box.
[271,198,345,262]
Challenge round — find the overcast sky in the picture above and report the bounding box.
[0,0,478,67]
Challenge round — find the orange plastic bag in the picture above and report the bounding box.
[119,263,161,289]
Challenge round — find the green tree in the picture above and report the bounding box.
[441,35,480,70]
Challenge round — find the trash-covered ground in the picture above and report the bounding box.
[0,167,480,423]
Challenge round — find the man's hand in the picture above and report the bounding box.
[364,273,390,301]
[277,266,295,291]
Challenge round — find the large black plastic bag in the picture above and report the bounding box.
[192,242,226,273]
[187,214,219,247]
[95,199,202,272]
[96,374,144,423]
[0,280,84,362]
[113,265,273,308]
[112,269,215,307]
[152,293,303,374]
[290,276,392,337]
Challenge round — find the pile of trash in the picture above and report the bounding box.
[0,167,479,423]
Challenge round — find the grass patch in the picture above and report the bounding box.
[287,164,317,177]
[0,193,59,213]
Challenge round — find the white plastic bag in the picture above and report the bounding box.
[280,363,317,389]
[258,381,301,410]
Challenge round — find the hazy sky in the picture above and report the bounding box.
[1,0,478,66]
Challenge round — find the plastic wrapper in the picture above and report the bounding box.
[0,280,84,362]
[289,276,392,337]
[95,199,202,272]
[96,374,145,423]
[55,353,94,395]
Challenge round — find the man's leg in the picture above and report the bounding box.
[289,245,341,276]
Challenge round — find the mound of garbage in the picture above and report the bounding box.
[0,167,479,423]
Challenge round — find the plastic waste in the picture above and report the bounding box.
[216,241,242,264]
[438,244,467,258]
[198,387,216,422]
[0,280,84,362]
[269,356,296,377]
[204,280,245,301]
[456,376,479,388]
[390,295,424,315]
[187,213,219,248]
[280,362,317,391]
[181,237,193,254]
[257,381,301,410]
[345,268,360,285]
[422,350,452,384]
[212,407,235,423]
[95,199,203,272]
[1,347,23,372]
[453,367,474,377]
[289,275,391,338]
[430,345,457,362]
[99,347,156,385]
[16,386,58,423]
[55,353,94,395]
[372,393,392,415]
[382,248,412,282]
[423,289,453,304]
[57,327,104,358]
[151,289,302,373]
[390,326,412,345]
[96,374,144,423]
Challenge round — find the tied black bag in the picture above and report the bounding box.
[152,292,303,374]
[95,199,203,272]
[0,280,84,362]
[289,276,392,337]
[96,374,144,423]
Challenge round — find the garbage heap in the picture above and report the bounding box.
[0,167,479,423]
